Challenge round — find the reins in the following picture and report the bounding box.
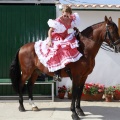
[104,24,115,45]
[101,43,114,52]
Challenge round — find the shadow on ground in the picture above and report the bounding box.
[40,104,120,120]
[81,106,120,120]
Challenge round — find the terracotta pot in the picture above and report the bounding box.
[81,93,103,101]
[113,94,120,100]
[58,92,65,99]
[67,92,72,99]
[105,95,113,102]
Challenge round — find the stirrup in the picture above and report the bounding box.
[53,70,62,82]
[58,76,62,82]
[53,74,58,81]
[53,74,62,82]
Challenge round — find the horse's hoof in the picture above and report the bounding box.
[19,106,26,112]
[77,111,85,116]
[71,113,80,120]
[76,108,85,116]
[32,106,39,111]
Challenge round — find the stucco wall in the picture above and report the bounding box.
[75,10,119,31]
[56,6,120,93]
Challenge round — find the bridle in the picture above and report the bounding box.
[104,24,115,46]
[102,24,120,52]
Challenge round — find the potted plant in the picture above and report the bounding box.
[58,85,67,99]
[81,83,105,101]
[104,86,115,102]
[67,86,72,99]
[113,84,120,100]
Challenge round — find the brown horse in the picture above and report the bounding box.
[9,16,120,120]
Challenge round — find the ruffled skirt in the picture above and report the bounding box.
[34,34,82,72]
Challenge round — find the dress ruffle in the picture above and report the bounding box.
[34,39,82,72]
[71,13,80,28]
[34,39,48,67]
[47,48,82,72]
[47,19,66,33]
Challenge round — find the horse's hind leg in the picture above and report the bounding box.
[27,70,39,111]
[18,74,28,112]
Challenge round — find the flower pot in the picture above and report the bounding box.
[67,92,72,99]
[58,92,65,99]
[113,94,120,100]
[81,93,103,101]
[105,95,112,102]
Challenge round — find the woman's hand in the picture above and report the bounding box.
[47,40,52,47]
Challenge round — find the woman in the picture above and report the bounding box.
[35,6,82,81]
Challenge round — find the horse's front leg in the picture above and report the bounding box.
[71,85,80,120]
[76,84,85,116]
[76,76,87,116]
[27,72,39,111]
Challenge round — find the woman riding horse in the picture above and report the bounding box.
[10,11,120,120]
[34,6,82,81]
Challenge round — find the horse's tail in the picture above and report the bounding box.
[9,50,21,94]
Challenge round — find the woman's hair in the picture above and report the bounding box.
[62,6,72,14]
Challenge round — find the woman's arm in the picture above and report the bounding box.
[48,27,54,47]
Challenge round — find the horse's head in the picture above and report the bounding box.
[104,16,120,52]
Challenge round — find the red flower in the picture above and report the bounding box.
[58,85,67,93]
[115,90,120,95]
[114,85,120,95]
[98,89,103,93]
[83,83,105,95]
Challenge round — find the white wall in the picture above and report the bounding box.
[75,10,120,31]
[56,7,120,94]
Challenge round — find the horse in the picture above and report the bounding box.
[9,16,120,120]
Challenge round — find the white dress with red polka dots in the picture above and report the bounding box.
[34,13,82,72]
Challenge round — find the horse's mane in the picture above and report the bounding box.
[81,22,104,38]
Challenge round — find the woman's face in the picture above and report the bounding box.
[62,12,71,20]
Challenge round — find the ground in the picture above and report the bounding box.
[0,98,120,120]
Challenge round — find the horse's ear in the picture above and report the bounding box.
[109,17,112,22]
[105,16,110,24]
[105,16,108,22]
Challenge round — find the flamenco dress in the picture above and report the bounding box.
[34,13,82,72]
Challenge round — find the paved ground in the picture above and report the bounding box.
[0,98,120,120]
